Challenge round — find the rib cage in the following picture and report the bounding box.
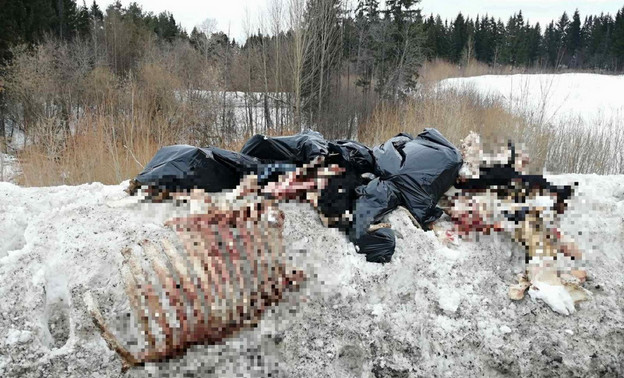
[87,157,342,371]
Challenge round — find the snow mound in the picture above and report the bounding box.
[439,74,624,129]
[1,175,623,377]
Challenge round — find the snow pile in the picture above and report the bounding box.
[439,74,624,129]
[0,153,19,184]
[1,175,623,377]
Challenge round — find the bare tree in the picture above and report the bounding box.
[287,0,313,129]
[242,8,255,134]
[199,18,218,63]
[258,16,274,132]
[310,0,342,122]
[269,0,284,132]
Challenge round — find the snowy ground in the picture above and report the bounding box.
[0,154,19,183]
[1,174,623,377]
[439,74,624,129]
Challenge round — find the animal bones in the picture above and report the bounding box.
[86,157,343,371]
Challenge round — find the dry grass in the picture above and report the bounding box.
[18,113,167,186]
[418,58,523,87]
[546,118,624,174]
[11,58,624,186]
[359,65,624,175]
[17,109,301,187]
[358,87,551,173]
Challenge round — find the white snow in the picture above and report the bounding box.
[437,287,462,314]
[499,325,512,334]
[439,74,624,129]
[0,174,623,376]
[0,153,19,184]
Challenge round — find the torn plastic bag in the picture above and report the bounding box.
[373,128,462,227]
[132,145,263,194]
[327,140,376,174]
[351,178,401,241]
[356,228,396,263]
[371,133,415,177]
[240,130,329,164]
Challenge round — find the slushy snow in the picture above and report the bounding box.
[1,174,623,377]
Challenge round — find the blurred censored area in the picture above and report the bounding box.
[441,132,590,314]
[87,129,592,370]
[87,157,343,370]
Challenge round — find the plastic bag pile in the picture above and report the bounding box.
[131,129,463,263]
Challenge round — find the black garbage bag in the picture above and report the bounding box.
[356,228,396,263]
[347,129,461,264]
[317,140,376,229]
[240,130,329,164]
[373,128,462,227]
[371,133,415,177]
[132,145,262,194]
[328,139,376,174]
[241,132,378,231]
[351,178,401,240]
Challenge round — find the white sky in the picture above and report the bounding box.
[96,0,624,41]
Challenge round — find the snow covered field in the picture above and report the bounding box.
[439,73,624,129]
[1,175,623,377]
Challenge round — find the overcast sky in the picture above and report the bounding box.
[96,0,624,40]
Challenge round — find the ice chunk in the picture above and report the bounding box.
[438,288,461,314]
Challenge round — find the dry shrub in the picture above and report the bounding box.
[18,112,165,186]
[546,119,624,174]
[82,67,119,110]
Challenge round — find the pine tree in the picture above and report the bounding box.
[543,21,558,67]
[526,23,542,66]
[356,0,380,20]
[90,0,103,21]
[450,13,467,63]
[567,10,582,66]
[556,12,570,66]
[76,1,91,38]
[52,0,81,40]
[613,7,624,69]
[0,0,25,64]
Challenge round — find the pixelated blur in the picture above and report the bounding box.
[88,134,594,372]
[448,133,590,308]
[88,157,341,370]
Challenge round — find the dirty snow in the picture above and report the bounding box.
[0,174,623,377]
[0,153,19,184]
[439,74,624,129]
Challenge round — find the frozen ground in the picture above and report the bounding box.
[439,74,624,129]
[0,174,623,377]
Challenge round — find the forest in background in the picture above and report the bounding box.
[1,0,624,186]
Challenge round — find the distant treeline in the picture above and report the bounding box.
[422,9,624,70]
[2,1,624,71]
[0,0,186,66]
